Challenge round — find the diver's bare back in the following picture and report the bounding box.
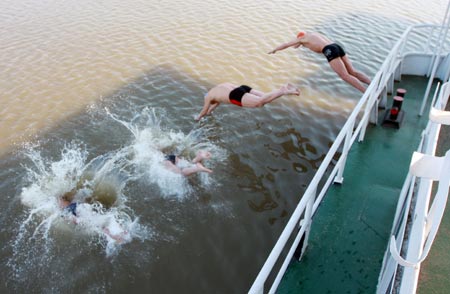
[301,32,332,53]
[208,83,236,104]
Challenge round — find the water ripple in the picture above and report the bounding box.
[0,0,447,292]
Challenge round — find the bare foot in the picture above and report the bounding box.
[282,83,300,96]
[196,163,213,173]
[103,228,128,244]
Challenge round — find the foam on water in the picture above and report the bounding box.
[17,143,149,259]
[2,0,446,291]
[12,106,223,278]
[107,107,224,198]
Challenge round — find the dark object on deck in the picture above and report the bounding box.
[396,88,407,97]
[382,108,405,128]
[392,96,404,112]
[382,91,406,128]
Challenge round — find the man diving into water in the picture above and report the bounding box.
[163,150,213,175]
[268,31,371,93]
[59,190,129,243]
[195,83,300,120]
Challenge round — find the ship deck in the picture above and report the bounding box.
[277,75,446,293]
[417,96,450,294]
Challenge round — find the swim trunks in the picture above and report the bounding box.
[65,202,77,216]
[165,154,176,165]
[322,43,346,62]
[229,85,252,107]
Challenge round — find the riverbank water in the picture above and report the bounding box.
[0,0,447,292]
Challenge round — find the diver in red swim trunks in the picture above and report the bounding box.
[195,83,299,121]
[268,31,371,93]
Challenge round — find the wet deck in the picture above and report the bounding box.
[277,76,436,293]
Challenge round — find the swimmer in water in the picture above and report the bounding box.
[163,150,213,176]
[268,31,371,92]
[59,190,79,221]
[58,190,128,243]
[195,83,300,120]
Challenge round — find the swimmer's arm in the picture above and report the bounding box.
[195,97,212,121]
[206,102,220,115]
[268,38,302,54]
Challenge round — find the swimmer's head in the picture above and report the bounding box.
[61,189,76,202]
[297,31,306,38]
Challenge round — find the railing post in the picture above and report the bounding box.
[394,60,402,81]
[297,187,316,261]
[387,73,394,95]
[369,93,378,125]
[379,86,387,109]
[359,92,376,142]
[334,120,355,184]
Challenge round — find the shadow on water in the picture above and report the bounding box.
[0,60,327,293]
[0,10,427,294]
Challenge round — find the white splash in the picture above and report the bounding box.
[18,143,149,257]
[15,107,223,263]
[107,107,223,198]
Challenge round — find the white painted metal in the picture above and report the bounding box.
[249,24,445,294]
[377,173,415,293]
[395,150,450,294]
[334,119,354,183]
[430,106,450,124]
[377,81,450,294]
[377,85,442,293]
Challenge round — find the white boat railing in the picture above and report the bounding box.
[249,24,447,294]
[377,82,450,294]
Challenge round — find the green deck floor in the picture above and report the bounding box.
[277,76,434,293]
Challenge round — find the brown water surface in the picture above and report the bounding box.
[0,0,446,293]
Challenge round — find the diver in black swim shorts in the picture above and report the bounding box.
[165,154,177,165]
[322,43,346,62]
[268,31,371,93]
[195,82,299,120]
[163,151,213,176]
[65,202,78,216]
[229,85,252,106]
